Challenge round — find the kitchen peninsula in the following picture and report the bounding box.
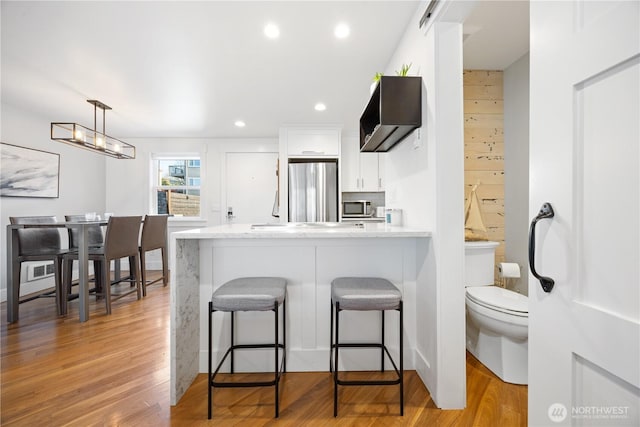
[170,222,431,405]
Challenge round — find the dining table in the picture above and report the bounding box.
[6,219,108,323]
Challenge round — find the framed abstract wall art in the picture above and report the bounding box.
[0,142,60,198]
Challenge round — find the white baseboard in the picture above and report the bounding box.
[0,277,56,303]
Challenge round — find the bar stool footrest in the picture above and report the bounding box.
[330,343,402,375]
[336,378,401,386]
[211,343,286,388]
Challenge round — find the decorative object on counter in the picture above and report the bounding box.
[0,143,60,198]
[330,277,404,417]
[385,208,403,226]
[208,277,287,419]
[51,99,135,159]
[360,75,422,152]
[464,182,489,241]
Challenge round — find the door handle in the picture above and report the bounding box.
[528,202,555,292]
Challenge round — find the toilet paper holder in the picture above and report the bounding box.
[498,263,521,278]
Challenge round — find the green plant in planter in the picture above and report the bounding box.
[372,72,384,82]
[396,63,412,76]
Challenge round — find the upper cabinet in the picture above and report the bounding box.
[360,76,422,152]
[342,137,385,192]
[284,127,341,157]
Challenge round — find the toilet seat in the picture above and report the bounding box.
[466,286,528,317]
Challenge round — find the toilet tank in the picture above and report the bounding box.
[465,241,499,286]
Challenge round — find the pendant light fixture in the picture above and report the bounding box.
[51,99,135,159]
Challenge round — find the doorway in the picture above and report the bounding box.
[224,152,279,224]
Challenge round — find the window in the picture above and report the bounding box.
[152,156,201,217]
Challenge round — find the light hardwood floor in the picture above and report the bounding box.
[1,273,527,426]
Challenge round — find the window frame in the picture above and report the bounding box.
[150,152,205,222]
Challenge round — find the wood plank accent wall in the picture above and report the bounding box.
[464,71,505,273]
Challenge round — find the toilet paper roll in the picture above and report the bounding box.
[498,262,521,278]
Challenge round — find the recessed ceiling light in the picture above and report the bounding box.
[264,23,280,39]
[234,120,246,128]
[334,23,350,39]
[314,103,327,111]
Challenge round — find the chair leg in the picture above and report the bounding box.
[381,310,385,372]
[329,298,333,372]
[230,312,235,374]
[93,260,103,295]
[161,247,169,286]
[283,298,287,373]
[63,259,74,312]
[103,260,112,315]
[128,256,136,286]
[139,248,147,297]
[333,301,340,417]
[208,301,213,419]
[134,254,142,300]
[399,301,404,416]
[274,303,279,418]
[54,257,64,316]
[10,259,21,322]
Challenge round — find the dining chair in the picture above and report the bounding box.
[63,214,105,296]
[139,214,169,296]
[9,216,68,317]
[62,216,142,315]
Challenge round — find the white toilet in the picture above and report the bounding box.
[465,241,528,385]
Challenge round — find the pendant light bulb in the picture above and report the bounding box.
[95,135,105,148]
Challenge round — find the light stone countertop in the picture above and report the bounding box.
[172,222,431,239]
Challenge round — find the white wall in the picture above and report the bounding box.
[504,53,530,295]
[1,103,106,301]
[382,4,467,408]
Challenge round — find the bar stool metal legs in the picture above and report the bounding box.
[329,277,404,417]
[207,277,287,419]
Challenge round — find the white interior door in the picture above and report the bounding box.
[225,152,279,224]
[529,1,639,425]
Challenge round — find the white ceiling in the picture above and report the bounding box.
[463,0,529,70]
[1,1,529,140]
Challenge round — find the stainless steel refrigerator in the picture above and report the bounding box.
[288,159,338,222]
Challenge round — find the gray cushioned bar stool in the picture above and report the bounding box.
[330,277,403,417]
[208,277,287,419]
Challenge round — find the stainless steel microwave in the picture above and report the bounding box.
[342,200,372,218]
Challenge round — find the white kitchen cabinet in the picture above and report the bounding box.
[341,137,385,191]
[285,127,340,157]
[377,154,385,190]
